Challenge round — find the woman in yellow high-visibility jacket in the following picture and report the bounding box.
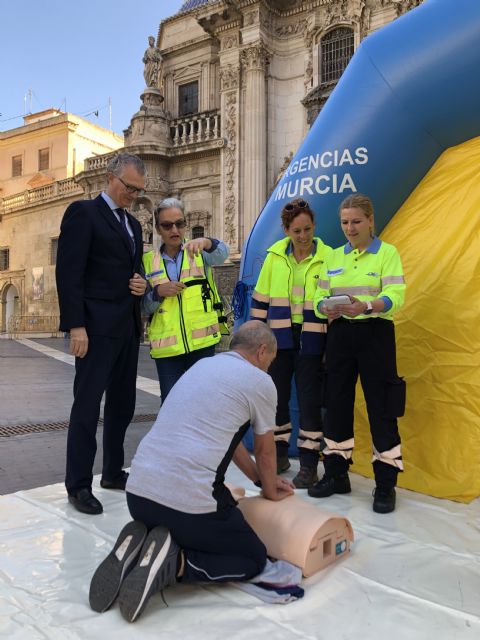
[143,198,229,401]
[250,198,332,489]
[310,194,406,514]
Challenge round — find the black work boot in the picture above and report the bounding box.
[292,466,318,489]
[308,473,351,498]
[276,444,291,474]
[372,486,396,513]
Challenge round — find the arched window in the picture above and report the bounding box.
[320,28,354,85]
[192,225,204,239]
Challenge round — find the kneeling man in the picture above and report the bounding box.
[90,320,294,621]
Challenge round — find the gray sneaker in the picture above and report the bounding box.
[118,525,179,623]
[89,520,147,612]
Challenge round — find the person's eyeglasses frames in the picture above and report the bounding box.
[116,175,146,197]
[158,220,187,231]
[284,200,308,212]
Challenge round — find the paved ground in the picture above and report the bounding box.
[0,337,160,495]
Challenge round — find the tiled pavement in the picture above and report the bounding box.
[0,337,160,495]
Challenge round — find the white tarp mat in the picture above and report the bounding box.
[1,463,479,640]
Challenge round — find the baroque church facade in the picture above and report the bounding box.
[0,0,422,332]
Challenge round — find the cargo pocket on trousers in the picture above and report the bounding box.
[385,377,406,418]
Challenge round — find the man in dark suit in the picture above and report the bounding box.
[56,153,147,515]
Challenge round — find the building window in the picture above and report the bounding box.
[0,248,9,271]
[179,81,199,116]
[12,155,22,177]
[39,148,50,171]
[50,238,58,265]
[320,28,354,85]
[192,225,204,239]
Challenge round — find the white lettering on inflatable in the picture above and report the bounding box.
[289,160,299,176]
[283,147,369,176]
[339,148,354,166]
[300,176,314,195]
[315,175,330,194]
[320,151,333,167]
[287,180,299,198]
[274,147,366,200]
[308,155,320,171]
[275,172,358,200]
[298,157,308,172]
[355,147,368,164]
[339,173,357,193]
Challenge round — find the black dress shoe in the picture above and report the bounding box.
[373,486,396,513]
[68,488,103,515]
[100,471,129,491]
[308,473,352,498]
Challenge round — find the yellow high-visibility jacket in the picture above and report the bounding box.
[250,237,331,354]
[313,237,405,320]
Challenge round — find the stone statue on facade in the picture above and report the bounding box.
[143,36,162,88]
[134,203,154,245]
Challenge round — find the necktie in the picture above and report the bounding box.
[115,208,135,255]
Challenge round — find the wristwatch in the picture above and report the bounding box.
[364,301,373,315]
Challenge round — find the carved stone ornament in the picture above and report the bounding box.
[275,19,308,38]
[219,64,240,91]
[223,92,238,246]
[304,56,313,92]
[275,151,294,185]
[323,0,364,27]
[186,210,211,236]
[221,35,238,50]
[132,203,154,244]
[244,10,258,27]
[393,0,423,16]
[140,87,165,108]
[241,45,271,73]
[146,176,170,193]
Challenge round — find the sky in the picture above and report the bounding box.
[0,0,184,135]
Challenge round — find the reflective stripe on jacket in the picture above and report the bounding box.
[143,249,225,358]
[250,237,331,354]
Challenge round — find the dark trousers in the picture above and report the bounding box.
[324,318,402,488]
[154,345,216,402]
[127,492,267,582]
[65,327,139,493]
[268,334,324,468]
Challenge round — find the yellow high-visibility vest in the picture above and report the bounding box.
[143,249,227,358]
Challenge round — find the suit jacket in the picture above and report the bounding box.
[56,194,143,337]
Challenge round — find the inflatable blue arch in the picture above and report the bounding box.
[236,0,480,501]
[236,0,480,316]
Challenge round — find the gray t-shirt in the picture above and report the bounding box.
[127,351,276,514]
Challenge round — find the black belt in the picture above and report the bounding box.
[337,317,389,324]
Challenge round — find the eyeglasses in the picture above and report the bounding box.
[284,200,308,212]
[158,220,187,231]
[116,175,146,197]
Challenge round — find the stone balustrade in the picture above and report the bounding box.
[170,110,221,147]
[1,178,83,214]
[84,153,116,172]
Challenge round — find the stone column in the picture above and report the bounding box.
[241,44,270,238]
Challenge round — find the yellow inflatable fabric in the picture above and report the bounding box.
[350,136,480,503]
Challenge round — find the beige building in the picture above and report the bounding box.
[0,0,421,333]
[0,110,123,333]
[77,0,421,262]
